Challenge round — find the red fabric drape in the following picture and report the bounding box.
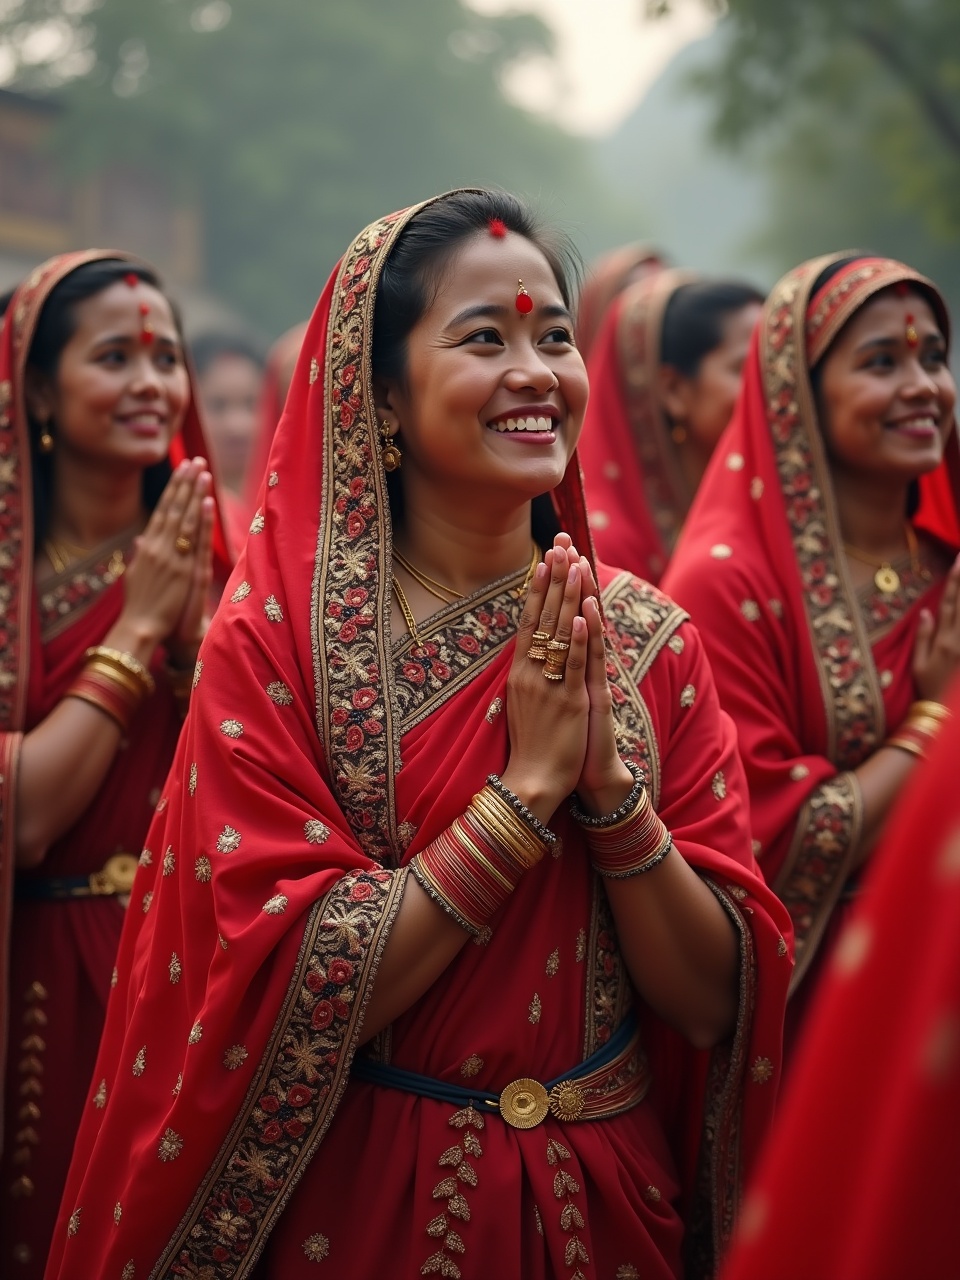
[575,244,664,361]
[0,249,233,1278]
[721,674,960,1280]
[664,254,959,1011]
[241,321,308,517]
[579,270,697,582]
[47,200,790,1280]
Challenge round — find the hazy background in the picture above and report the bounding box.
[0,0,956,338]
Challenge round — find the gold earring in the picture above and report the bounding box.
[39,427,54,453]
[380,419,401,472]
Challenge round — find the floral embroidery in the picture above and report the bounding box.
[668,634,684,654]
[303,1233,329,1261]
[545,948,560,977]
[195,856,212,883]
[750,477,764,500]
[121,1263,135,1279]
[485,697,503,722]
[740,599,761,622]
[575,929,586,963]
[710,544,733,559]
[304,819,330,845]
[67,1208,81,1237]
[172,1073,182,1097]
[141,891,153,913]
[421,1106,484,1278]
[114,1201,122,1225]
[789,763,810,781]
[309,356,319,384]
[111,966,118,988]
[397,820,418,852]
[224,1045,249,1070]
[269,471,279,487]
[169,953,182,984]
[139,847,152,867]
[547,1138,589,1279]
[264,594,284,623]
[157,1128,184,1161]
[132,1047,146,1076]
[249,511,265,535]
[267,680,294,705]
[220,719,243,738]
[528,993,542,1024]
[94,1079,106,1108]
[192,658,203,689]
[262,894,288,915]
[768,598,783,618]
[231,580,251,603]
[644,1186,662,1203]
[751,1057,774,1084]
[618,1267,640,1280]
[460,1055,483,1079]
[217,825,242,853]
[163,846,175,875]
[777,935,788,957]
[712,771,727,800]
[680,684,696,708]
[188,1022,203,1045]
[189,762,198,796]
[725,452,744,471]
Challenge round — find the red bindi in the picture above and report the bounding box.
[515,280,533,315]
[488,218,507,239]
[123,272,139,288]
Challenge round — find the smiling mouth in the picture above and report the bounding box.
[487,415,557,434]
[888,416,938,435]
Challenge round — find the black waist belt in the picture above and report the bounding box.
[15,853,138,901]
[351,1012,649,1129]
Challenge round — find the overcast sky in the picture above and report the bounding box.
[468,0,714,135]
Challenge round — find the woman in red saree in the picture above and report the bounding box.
[48,191,791,1280]
[579,272,762,582]
[0,251,232,1277]
[721,673,960,1280]
[663,254,960,1044]
[241,320,307,517]
[575,243,664,361]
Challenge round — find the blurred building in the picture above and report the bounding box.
[0,86,243,332]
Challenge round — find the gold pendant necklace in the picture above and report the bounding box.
[843,522,921,596]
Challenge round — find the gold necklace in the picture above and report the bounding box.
[44,535,127,579]
[392,576,423,647]
[393,549,463,604]
[843,522,921,595]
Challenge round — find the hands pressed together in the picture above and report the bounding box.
[500,533,635,827]
[913,552,960,701]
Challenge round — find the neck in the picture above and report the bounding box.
[394,480,535,597]
[833,469,912,554]
[50,457,146,547]
[674,436,710,499]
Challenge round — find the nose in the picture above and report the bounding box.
[130,350,163,397]
[505,342,559,393]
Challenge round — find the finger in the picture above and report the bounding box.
[551,559,581,647]
[554,532,572,551]
[513,558,550,660]
[913,608,935,670]
[582,597,609,695]
[579,555,600,602]
[941,554,960,621]
[192,496,215,581]
[537,545,570,637]
[563,614,588,688]
[145,459,191,535]
[176,469,211,545]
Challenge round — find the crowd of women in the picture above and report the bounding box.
[0,187,956,1280]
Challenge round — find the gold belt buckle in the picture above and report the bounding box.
[88,853,138,896]
[499,1078,549,1129]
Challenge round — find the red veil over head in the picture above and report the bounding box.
[575,242,664,360]
[579,268,698,582]
[47,199,790,1280]
[0,250,232,1137]
[241,320,308,517]
[664,254,959,992]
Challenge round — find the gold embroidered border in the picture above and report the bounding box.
[152,868,407,1279]
[776,772,863,994]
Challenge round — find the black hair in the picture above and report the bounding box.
[372,189,582,545]
[190,331,264,377]
[28,259,177,548]
[0,286,15,319]
[660,280,764,378]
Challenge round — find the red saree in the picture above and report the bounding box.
[241,321,307,517]
[0,251,233,1278]
[721,674,960,1280]
[47,200,790,1280]
[579,271,697,584]
[663,255,959,1016]
[575,244,664,361]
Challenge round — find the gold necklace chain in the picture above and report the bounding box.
[843,522,922,595]
[393,543,542,646]
[393,548,463,604]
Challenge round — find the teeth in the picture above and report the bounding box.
[490,416,553,433]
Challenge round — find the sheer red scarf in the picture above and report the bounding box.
[664,254,959,989]
[579,269,697,582]
[241,320,308,516]
[575,243,664,360]
[0,249,231,1149]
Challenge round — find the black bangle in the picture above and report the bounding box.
[570,758,646,828]
[485,775,559,847]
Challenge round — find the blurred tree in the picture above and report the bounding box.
[646,1,960,280]
[0,0,641,332]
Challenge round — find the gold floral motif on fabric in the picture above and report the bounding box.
[231,580,252,603]
[419,1106,484,1278]
[302,1233,330,1261]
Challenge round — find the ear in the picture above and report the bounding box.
[372,374,403,437]
[24,367,55,425]
[657,363,692,424]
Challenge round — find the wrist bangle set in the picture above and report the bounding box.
[572,758,673,879]
[411,783,553,935]
[885,699,951,762]
[66,646,155,733]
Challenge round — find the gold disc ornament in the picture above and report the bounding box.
[874,564,900,595]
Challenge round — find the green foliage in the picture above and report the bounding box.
[0,0,635,332]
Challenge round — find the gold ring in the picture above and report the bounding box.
[528,644,549,662]
[175,535,193,555]
[543,667,565,682]
[546,639,570,654]
[532,630,552,645]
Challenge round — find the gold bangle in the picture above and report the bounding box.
[85,646,156,696]
[884,735,926,760]
[470,791,544,867]
[910,699,951,722]
[84,659,146,701]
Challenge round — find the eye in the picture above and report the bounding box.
[463,328,503,346]
[541,327,575,345]
[863,351,895,370]
[922,345,948,368]
[97,348,127,366]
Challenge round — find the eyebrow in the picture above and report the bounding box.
[92,332,180,347]
[447,302,574,327]
[854,332,943,354]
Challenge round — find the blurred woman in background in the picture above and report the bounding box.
[241,320,306,513]
[579,272,763,582]
[575,242,664,361]
[0,251,232,1277]
[664,253,959,1052]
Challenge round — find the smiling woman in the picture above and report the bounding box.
[663,253,960,1059]
[0,252,234,1278]
[47,192,791,1280]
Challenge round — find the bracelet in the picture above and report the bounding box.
[884,732,926,761]
[67,669,140,732]
[569,758,646,828]
[593,834,673,880]
[885,699,953,762]
[85,646,156,697]
[485,774,559,848]
[411,786,550,935]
